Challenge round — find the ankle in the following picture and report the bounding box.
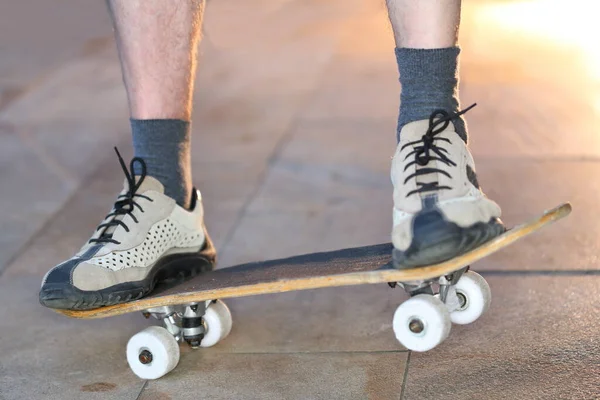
[131,118,193,209]
[395,46,468,143]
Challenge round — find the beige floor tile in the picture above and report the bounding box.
[140,351,407,400]
[402,276,600,400]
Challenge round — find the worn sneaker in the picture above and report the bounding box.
[39,150,216,310]
[391,107,505,268]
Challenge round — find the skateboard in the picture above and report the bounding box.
[52,202,571,379]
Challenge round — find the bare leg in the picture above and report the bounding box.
[106,0,205,208]
[39,1,212,311]
[107,0,204,119]
[385,0,461,49]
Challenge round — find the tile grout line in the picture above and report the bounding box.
[0,147,119,279]
[480,269,600,276]
[216,49,341,260]
[399,351,411,400]
[134,380,149,400]
[0,43,127,277]
[207,350,409,356]
[472,155,600,163]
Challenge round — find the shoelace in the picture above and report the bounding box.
[88,148,154,245]
[401,104,476,198]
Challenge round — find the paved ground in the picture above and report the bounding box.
[1,0,599,399]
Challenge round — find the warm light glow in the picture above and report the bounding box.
[475,0,600,80]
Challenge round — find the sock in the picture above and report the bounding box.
[395,46,467,143]
[131,119,192,209]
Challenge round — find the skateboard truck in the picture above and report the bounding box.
[144,302,210,347]
[438,266,468,304]
[182,303,206,348]
[387,265,470,311]
[125,299,232,379]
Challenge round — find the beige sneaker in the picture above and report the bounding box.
[39,151,216,310]
[391,108,505,268]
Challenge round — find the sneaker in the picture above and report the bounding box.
[39,149,216,310]
[391,107,505,268]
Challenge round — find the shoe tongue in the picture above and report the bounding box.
[121,175,165,195]
[400,119,456,142]
[99,175,164,238]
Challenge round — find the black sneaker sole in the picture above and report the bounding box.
[39,234,217,311]
[392,207,506,269]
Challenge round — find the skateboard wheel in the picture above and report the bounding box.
[126,326,180,379]
[200,300,233,348]
[450,271,491,325]
[393,294,451,352]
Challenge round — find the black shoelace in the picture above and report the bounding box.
[401,104,476,198]
[88,148,154,245]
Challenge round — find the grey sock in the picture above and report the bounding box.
[395,46,467,142]
[131,119,192,209]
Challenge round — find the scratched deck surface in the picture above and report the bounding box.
[54,202,571,319]
[154,242,394,296]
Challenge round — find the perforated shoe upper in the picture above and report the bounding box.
[41,176,206,291]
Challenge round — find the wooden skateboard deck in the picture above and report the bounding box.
[54,202,571,320]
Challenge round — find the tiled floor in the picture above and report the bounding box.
[1,0,598,398]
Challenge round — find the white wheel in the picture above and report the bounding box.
[450,271,491,325]
[200,300,233,348]
[393,294,451,352]
[126,326,180,380]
